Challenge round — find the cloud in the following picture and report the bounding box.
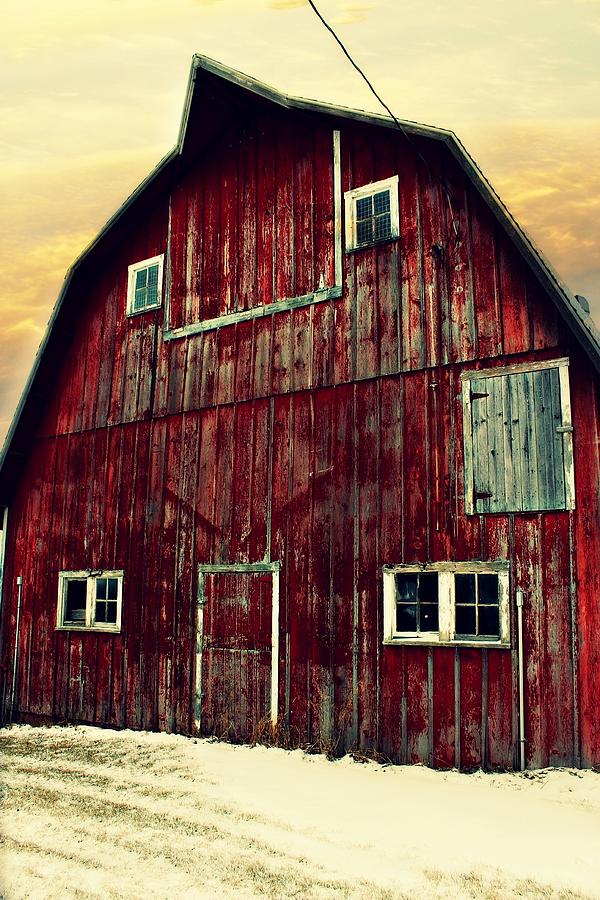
[267,0,308,8]
[461,119,600,321]
[332,4,374,24]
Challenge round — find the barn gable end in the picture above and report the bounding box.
[0,56,599,769]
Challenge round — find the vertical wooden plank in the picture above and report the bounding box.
[231,402,253,563]
[257,114,276,307]
[308,391,332,752]
[330,384,355,751]
[570,356,600,766]
[529,281,559,350]
[541,512,574,764]
[406,648,429,764]
[219,130,239,317]
[239,123,258,311]
[459,648,483,769]
[312,126,335,292]
[514,515,544,767]
[432,648,456,768]
[270,395,291,723]
[254,317,273,399]
[293,122,316,296]
[213,405,236,563]
[173,411,200,733]
[140,419,167,730]
[274,117,295,301]
[469,188,501,360]
[215,326,237,407]
[200,151,221,322]
[287,391,311,742]
[442,156,476,364]
[402,372,428,561]
[418,147,444,369]
[398,145,423,371]
[356,380,379,749]
[497,232,531,356]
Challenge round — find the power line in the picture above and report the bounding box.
[306,0,460,242]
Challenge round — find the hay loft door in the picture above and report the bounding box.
[194,563,280,742]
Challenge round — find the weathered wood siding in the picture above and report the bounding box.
[1,108,599,768]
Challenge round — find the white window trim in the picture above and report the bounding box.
[382,562,510,648]
[56,570,124,633]
[344,175,400,253]
[461,357,575,515]
[126,254,164,316]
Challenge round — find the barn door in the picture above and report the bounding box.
[194,563,279,742]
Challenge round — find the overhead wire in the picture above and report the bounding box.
[305,0,460,243]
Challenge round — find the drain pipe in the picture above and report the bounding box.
[516,587,526,771]
[10,575,23,723]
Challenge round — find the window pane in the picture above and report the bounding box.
[107,578,118,600]
[455,604,476,635]
[134,287,147,310]
[396,574,418,602]
[418,572,438,603]
[135,269,147,290]
[95,601,107,623]
[356,195,373,220]
[373,190,390,214]
[65,580,87,623]
[455,573,476,604]
[374,213,391,241]
[96,578,107,600]
[357,219,373,245]
[479,574,499,605]
[106,601,118,624]
[396,604,417,632]
[479,605,500,637]
[420,603,439,631]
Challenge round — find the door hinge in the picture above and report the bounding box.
[470,390,490,401]
[474,490,493,500]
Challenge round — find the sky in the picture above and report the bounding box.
[1,0,599,443]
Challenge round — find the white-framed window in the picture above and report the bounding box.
[57,571,124,633]
[462,358,575,515]
[344,175,399,252]
[383,562,510,647]
[126,254,164,315]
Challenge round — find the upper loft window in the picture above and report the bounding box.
[57,571,123,633]
[126,254,164,315]
[462,358,575,515]
[344,175,399,252]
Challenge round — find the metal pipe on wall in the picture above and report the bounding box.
[10,575,23,723]
[516,587,526,770]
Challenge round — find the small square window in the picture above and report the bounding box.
[126,255,164,315]
[57,571,123,633]
[344,176,399,252]
[383,564,510,646]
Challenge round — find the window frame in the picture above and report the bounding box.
[382,562,510,648]
[344,175,400,253]
[461,357,575,516]
[56,570,124,633]
[126,254,164,316]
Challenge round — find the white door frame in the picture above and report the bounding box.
[194,561,280,734]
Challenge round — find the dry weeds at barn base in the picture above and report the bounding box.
[0,725,599,899]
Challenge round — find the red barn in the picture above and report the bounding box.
[1,56,599,770]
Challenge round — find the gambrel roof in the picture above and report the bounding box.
[1,54,599,503]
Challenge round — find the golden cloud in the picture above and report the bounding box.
[267,0,308,8]
[332,4,374,24]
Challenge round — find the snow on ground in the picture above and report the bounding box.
[1,725,599,899]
